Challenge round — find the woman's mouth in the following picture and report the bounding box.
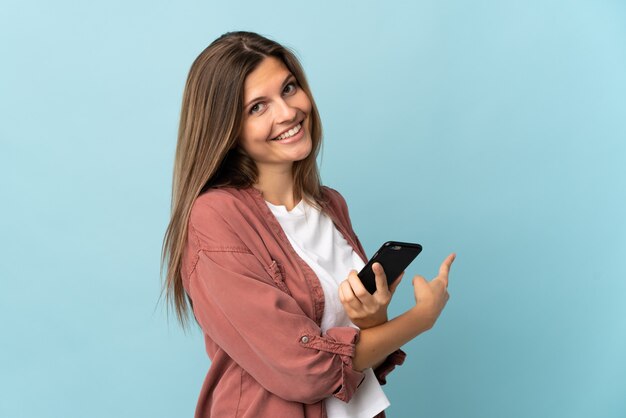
[271,123,302,141]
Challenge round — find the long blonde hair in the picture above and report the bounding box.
[161,32,324,327]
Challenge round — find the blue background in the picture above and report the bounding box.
[2,1,625,417]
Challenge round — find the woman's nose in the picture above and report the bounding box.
[274,98,297,124]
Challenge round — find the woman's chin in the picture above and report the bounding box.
[294,137,313,161]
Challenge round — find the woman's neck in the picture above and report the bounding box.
[254,165,299,210]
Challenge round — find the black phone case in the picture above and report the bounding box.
[357,241,423,294]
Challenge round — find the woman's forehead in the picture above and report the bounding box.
[244,57,292,99]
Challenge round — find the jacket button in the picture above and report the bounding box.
[300,336,309,344]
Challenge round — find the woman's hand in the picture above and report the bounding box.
[339,263,404,329]
[411,253,455,329]
[351,253,456,371]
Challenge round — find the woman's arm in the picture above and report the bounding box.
[186,196,368,404]
[352,253,455,371]
[327,186,455,375]
[190,249,366,403]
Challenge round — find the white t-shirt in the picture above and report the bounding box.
[266,198,390,418]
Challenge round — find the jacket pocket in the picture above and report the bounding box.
[265,259,292,296]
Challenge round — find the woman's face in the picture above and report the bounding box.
[238,56,313,176]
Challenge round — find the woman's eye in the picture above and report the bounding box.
[283,82,297,95]
[250,102,265,114]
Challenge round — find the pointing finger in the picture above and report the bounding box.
[438,253,456,281]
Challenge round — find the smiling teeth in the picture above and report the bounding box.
[274,123,301,140]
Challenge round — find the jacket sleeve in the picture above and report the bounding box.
[186,215,365,404]
[373,349,406,385]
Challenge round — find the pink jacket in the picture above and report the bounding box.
[182,186,406,417]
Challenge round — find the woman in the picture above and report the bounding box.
[161,31,455,418]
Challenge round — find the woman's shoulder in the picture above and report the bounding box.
[188,187,259,241]
[320,185,350,213]
[191,187,254,216]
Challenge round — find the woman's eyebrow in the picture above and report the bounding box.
[244,73,294,109]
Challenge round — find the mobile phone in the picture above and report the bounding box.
[358,241,423,294]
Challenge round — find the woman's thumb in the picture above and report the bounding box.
[412,275,428,291]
